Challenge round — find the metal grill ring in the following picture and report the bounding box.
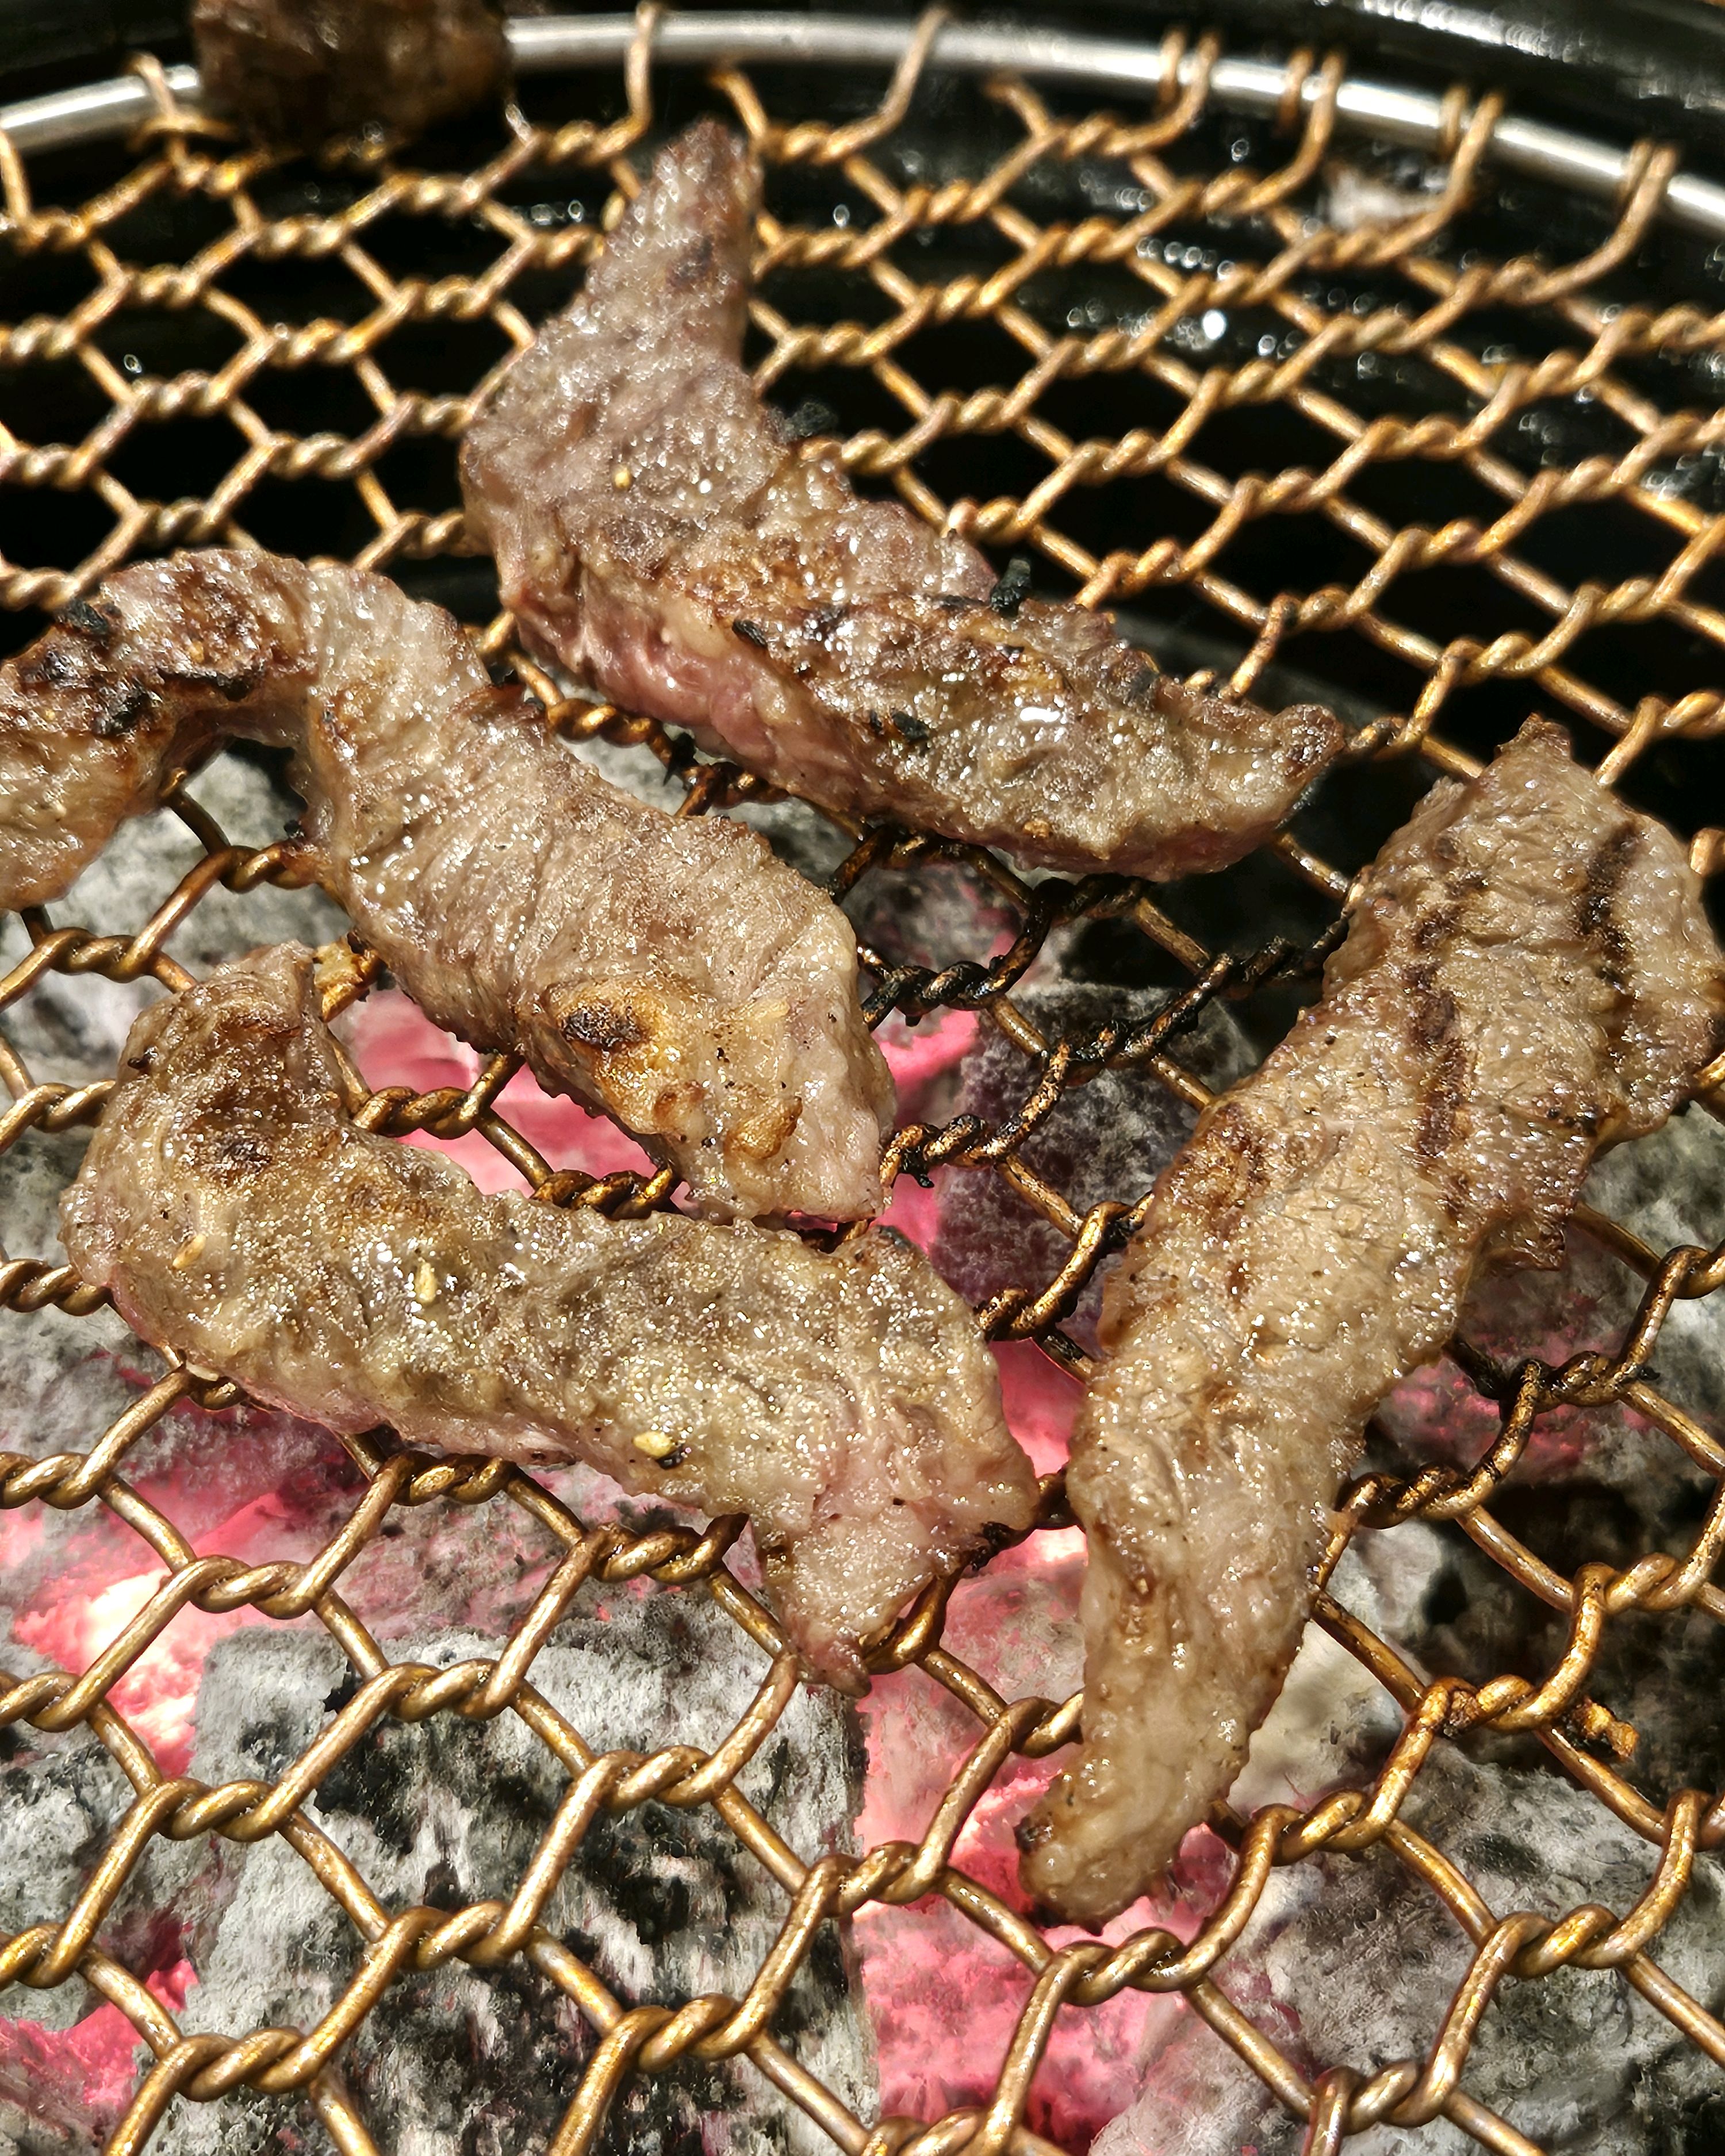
[1,12,1723,2154]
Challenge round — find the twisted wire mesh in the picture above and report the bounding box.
[0,17,1723,2155]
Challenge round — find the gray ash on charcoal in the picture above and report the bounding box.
[837,860,1017,992]
[0,750,346,1688]
[0,744,346,1515]
[929,980,1252,1348]
[1105,1521,1725,2156]
[1379,1104,1725,1498]
[1102,1102,1725,2154]
[1103,1740,1725,2155]
[0,748,344,1089]
[139,1588,875,2156]
[1375,1104,1725,1798]
[0,1719,172,2044]
[0,1125,140,1459]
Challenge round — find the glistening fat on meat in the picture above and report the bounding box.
[1019,720,1724,1928]
[59,944,1041,1691]
[461,120,1343,881]
[0,549,893,1221]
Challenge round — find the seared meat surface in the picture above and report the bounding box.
[462,120,1341,880]
[0,549,892,1220]
[1019,720,1724,1926]
[193,0,509,145]
[62,945,1039,1689]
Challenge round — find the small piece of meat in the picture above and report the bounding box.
[461,120,1342,881]
[0,550,892,1220]
[193,0,508,145]
[1019,720,1724,1927]
[61,945,1039,1688]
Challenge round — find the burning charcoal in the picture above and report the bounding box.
[1231,1525,1448,1827]
[852,1528,1435,2148]
[0,1130,139,1459]
[1095,1735,1725,2155]
[1086,1472,1725,2153]
[1375,1104,1725,1798]
[1379,1104,1725,1498]
[142,1589,875,2155]
[843,861,1017,987]
[0,1724,144,2038]
[929,983,1252,1347]
[1097,1528,1725,2155]
[0,746,346,1517]
[0,749,344,1088]
[0,2058,108,2156]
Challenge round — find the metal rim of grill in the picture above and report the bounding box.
[0,9,1723,2154]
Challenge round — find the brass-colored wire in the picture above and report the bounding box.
[0,29,1723,2156]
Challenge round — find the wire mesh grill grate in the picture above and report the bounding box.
[1,17,1724,2154]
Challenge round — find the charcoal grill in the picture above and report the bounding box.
[1,5,1723,2153]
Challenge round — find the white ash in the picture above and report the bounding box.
[1094,1103,1725,2149]
[1376,1103,1725,1800]
[929,983,1253,1346]
[1101,1522,1725,2155]
[1100,1742,1725,2155]
[0,1126,139,1457]
[0,749,348,1646]
[840,861,1018,997]
[0,746,347,1537]
[0,1720,151,2042]
[1230,1523,1446,1825]
[1380,1103,1725,1499]
[0,746,344,1088]
[139,1588,876,2156]
[1576,1104,1725,1457]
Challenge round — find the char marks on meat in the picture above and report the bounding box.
[1019,720,1724,1927]
[0,549,892,1220]
[193,0,509,145]
[461,121,1342,880]
[60,945,1040,1689]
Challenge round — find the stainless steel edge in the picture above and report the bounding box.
[0,64,198,156]
[0,11,1720,243]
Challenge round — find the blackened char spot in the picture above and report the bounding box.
[1577,823,1639,997]
[1412,903,1460,954]
[182,666,261,704]
[1420,1037,1468,1164]
[559,1000,647,1052]
[1402,958,1467,1164]
[778,396,838,442]
[1402,960,1455,1051]
[57,598,117,642]
[1119,659,1157,701]
[731,617,770,650]
[1208,1103,1271,1203]
[92,681,158,740]
[18,645,86,690]
[990,555,1033,617]
[211,1129,273,1179]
